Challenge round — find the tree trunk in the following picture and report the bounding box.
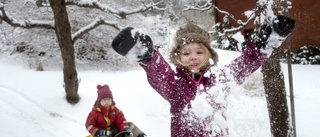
[262,50,290,137]
[49,0,79,104]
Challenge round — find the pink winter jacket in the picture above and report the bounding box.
[140,41,267,137]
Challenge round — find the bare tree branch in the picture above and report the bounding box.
[1,0,163,43]
[223,14,255,34]
[184,1,238,25]
[184,0,265,36]
[65,0,165,19]
[0,3,55,29]
[72,16,121,42]
[183,0,212,12]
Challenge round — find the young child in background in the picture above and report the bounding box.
[111,15,295,137]
[86,84,146,137]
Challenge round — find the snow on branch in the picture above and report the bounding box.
[65,0,165,19]
[184,0,239,24]
[0,4,54,29]
[72,16,120,42]
[223,13,255,34]
[184,0,264,35]
[183,0,213,11]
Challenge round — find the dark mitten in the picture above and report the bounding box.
[112,27,154,62]
[272,15,296,37]
[257,15,295,49]
[112,27,136,56]
[96,130,109,136]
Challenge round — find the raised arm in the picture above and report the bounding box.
[139,49,179,102]
[227,15,295,84]
[228,41,268,84]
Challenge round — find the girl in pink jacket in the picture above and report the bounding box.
[111,15,295,137]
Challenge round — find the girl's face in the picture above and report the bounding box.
[100,97,112,108]
[179,43,207,73]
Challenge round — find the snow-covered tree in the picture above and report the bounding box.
[0,0,164,104]
[260,0,295,136]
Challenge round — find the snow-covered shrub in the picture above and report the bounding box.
[214,35,240,51]
[290,45,320,65]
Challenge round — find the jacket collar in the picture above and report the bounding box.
[176,67,208,86]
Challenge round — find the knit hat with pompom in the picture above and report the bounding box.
[97,84,113,101]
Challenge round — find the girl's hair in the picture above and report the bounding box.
[174,43,212,71]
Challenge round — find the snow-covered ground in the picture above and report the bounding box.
[0,49,319,137]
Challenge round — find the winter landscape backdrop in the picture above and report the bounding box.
[1,47,320,137]
[1,0,319,137]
